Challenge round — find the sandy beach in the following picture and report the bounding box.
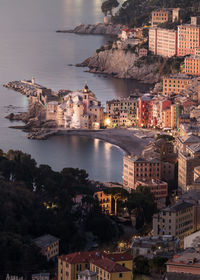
[57,128,156,155]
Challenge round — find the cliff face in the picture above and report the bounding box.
[56,23,125,35]
[79,49,161,83]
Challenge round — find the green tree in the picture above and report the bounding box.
[101,0,119,16]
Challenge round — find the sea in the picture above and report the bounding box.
[0,0,150,181]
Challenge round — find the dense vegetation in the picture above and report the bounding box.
[112,0,200,27]
[0,150,118,278]
[134,54,184,76]
[0,150,158,277]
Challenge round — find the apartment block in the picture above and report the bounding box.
[184,55,200,76]
[58,251,133,280]
[106,97,138,127]
[177,17,200,56]
[178,143,200,192]
[162,75,192,96]
[149,27,177,57]
[153,201,195,246]
[123,155,162,190]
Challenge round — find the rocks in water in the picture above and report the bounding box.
[56,23,125,35]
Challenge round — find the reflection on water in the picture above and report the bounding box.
[0,0,147,181]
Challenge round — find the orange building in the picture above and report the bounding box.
[162,75,192,96]
[184,55,200,76]
[178,17,200,56]
[94,191,112,214]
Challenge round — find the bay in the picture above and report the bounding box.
[0,0,149,181]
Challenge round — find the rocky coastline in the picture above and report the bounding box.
[56,23,125,36]
[3,80,154,154]
[78,48,162,83]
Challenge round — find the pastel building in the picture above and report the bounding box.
[149,27,177,57]
[177,17,200,56]
[184,55,200,76]
[106,97,138,127]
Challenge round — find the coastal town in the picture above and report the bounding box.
[3,1,200,280]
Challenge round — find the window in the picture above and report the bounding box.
[119,273,123,278]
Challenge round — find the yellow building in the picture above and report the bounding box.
[90,258,132,280]
[58,251,133,280]
[94,191,112,214]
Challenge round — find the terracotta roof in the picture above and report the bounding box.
[58,251,100,264]
[91,258,131,273]
[58,250,133,265]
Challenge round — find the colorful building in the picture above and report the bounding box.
[106,97,138,127]
[149,27,177,57]
[184,55,200,76]
[58,251,133,280]
[94,191,112,214]
[162,75,192,96]
[138,94,153,128]
[177,17,200,56]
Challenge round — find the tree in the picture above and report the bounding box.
[134,255,150,275]
[101,0,119,16]
[149,256,167,274]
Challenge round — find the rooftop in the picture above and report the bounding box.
[58,250,132,265]
[91,258,131,273]
[178,134,200,144]
[166,248,200,267]
[163,201,193,213]
[164,272,200,280]
[33,234,59,248]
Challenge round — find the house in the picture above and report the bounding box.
[34,234,59,261]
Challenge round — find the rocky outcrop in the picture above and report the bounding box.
[78,49,162,83]
[56,23,125,35]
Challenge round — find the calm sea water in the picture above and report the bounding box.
[0,0,149,181]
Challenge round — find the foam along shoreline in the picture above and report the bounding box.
[27,128,153,156]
